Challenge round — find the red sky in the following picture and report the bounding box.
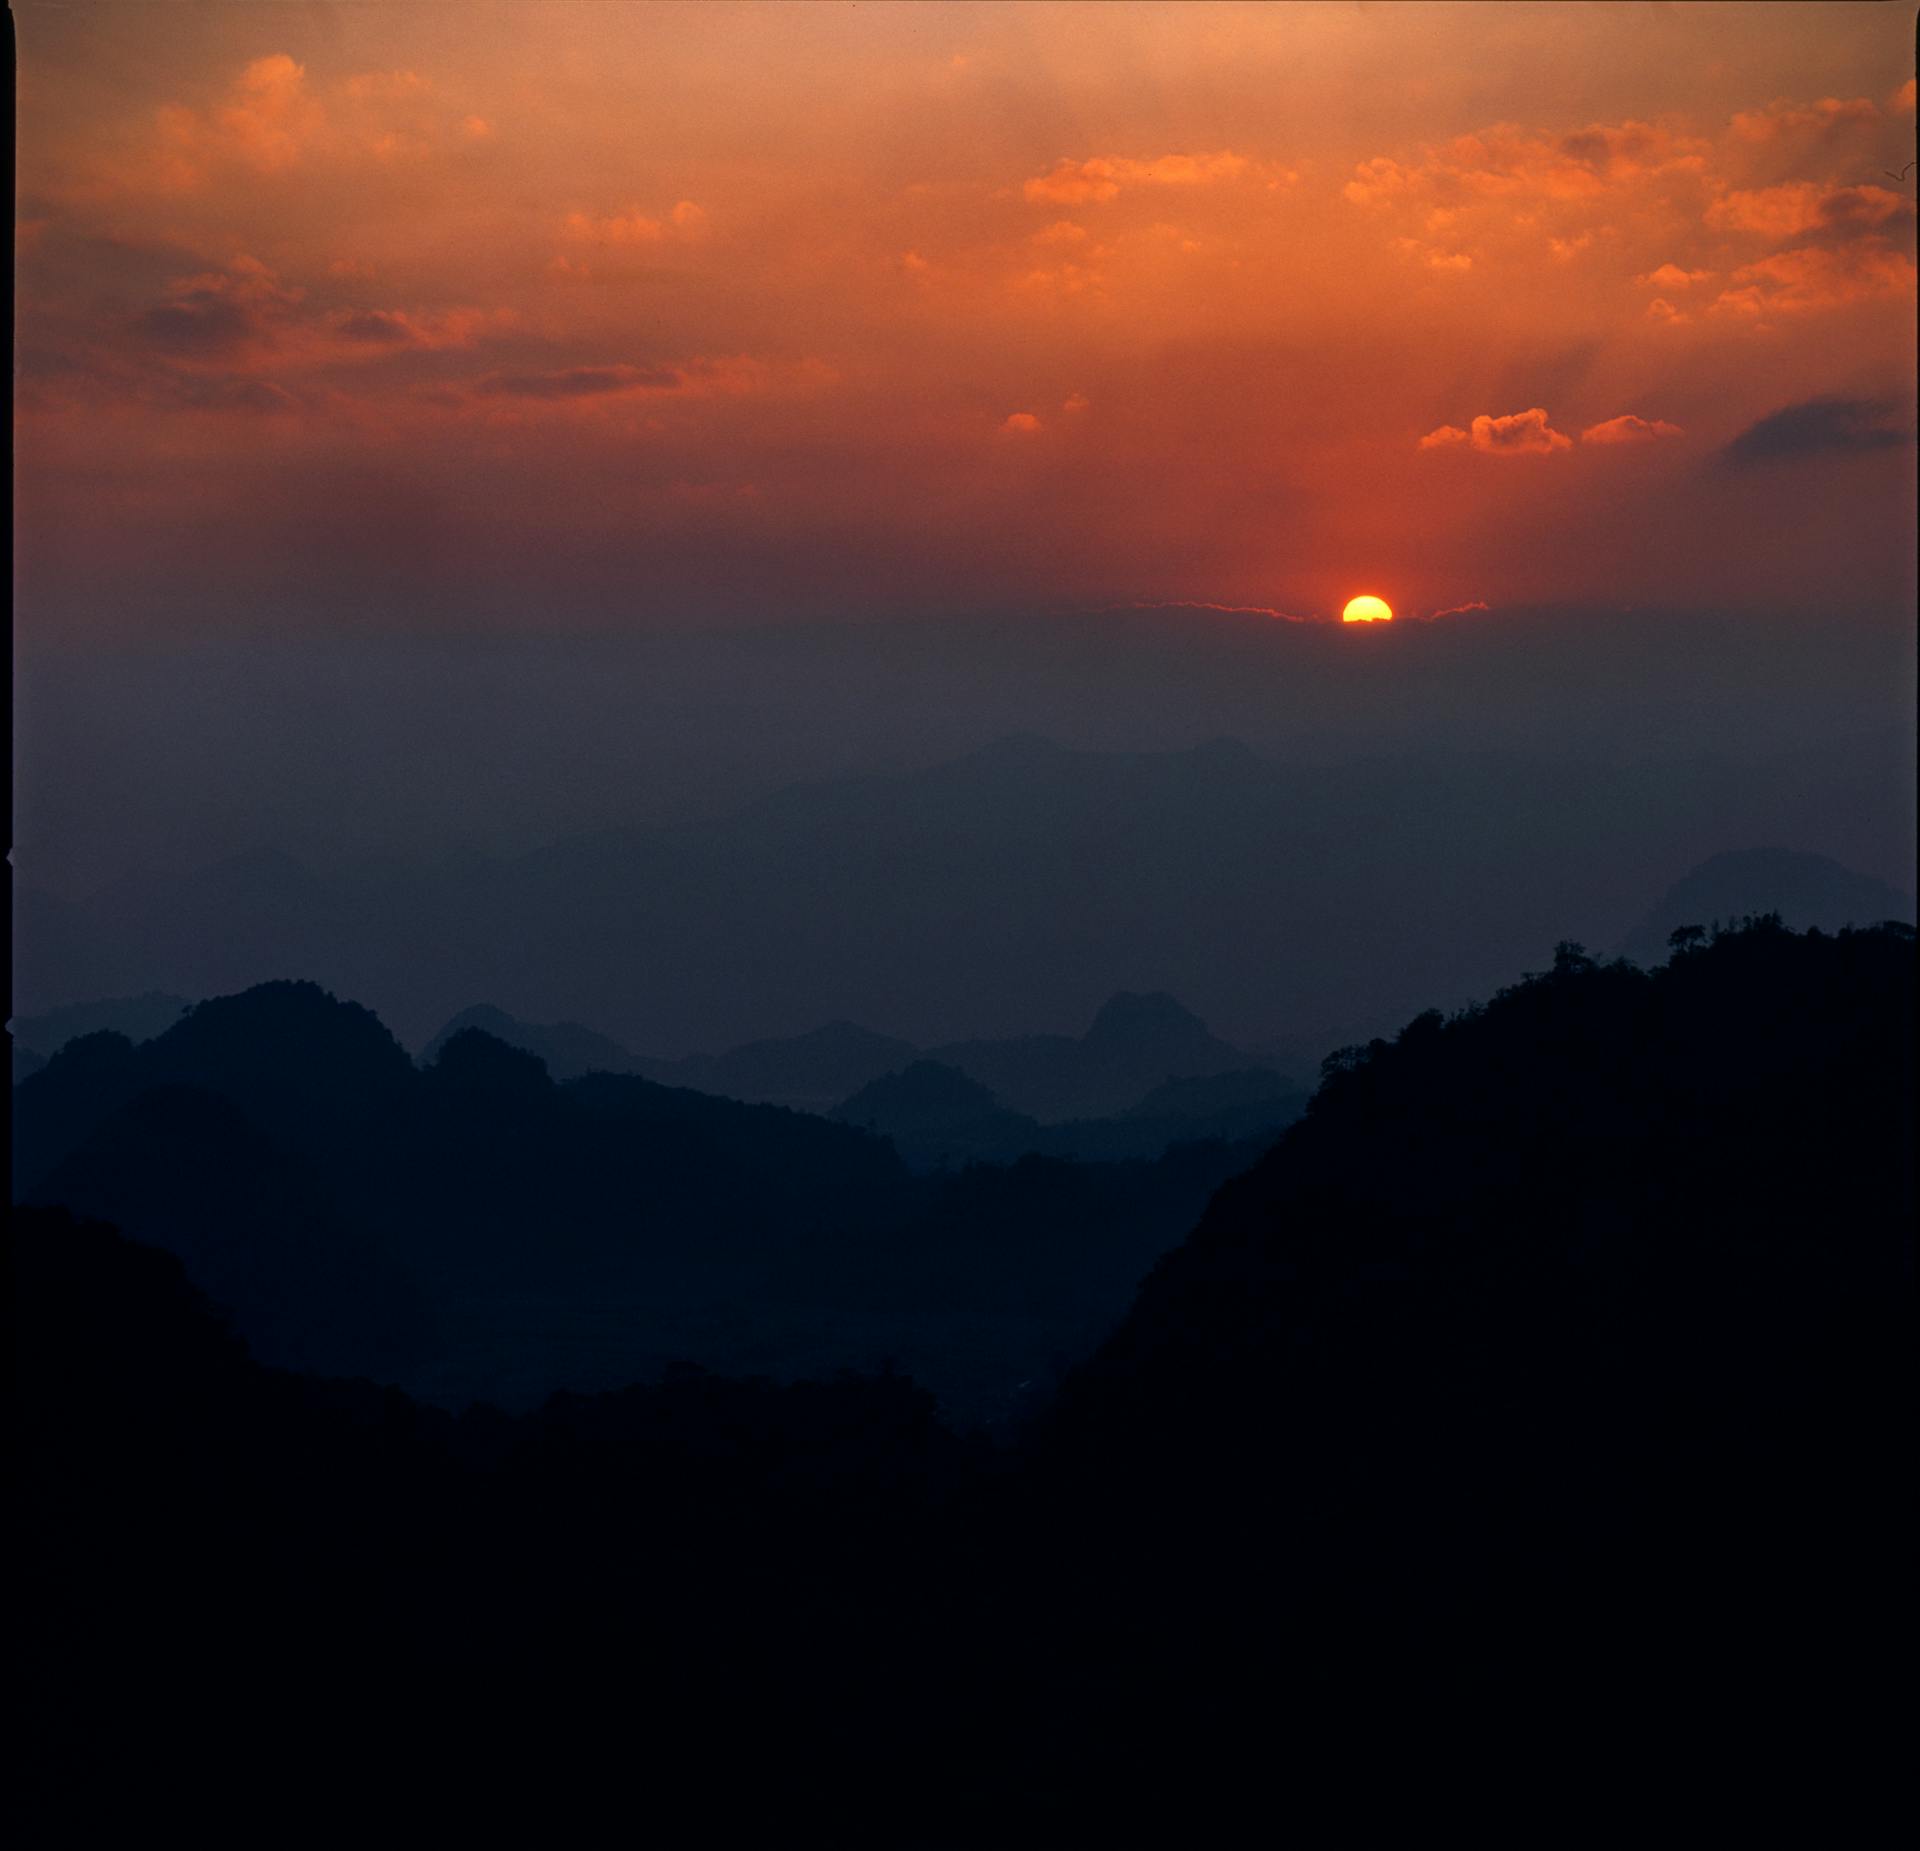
[15,2,1917,633]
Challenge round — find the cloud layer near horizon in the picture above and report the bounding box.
[15,2,1916,632]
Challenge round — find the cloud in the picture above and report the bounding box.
[207,54,326,175]
[1896,79,1917,114]
[1580,415,1684,445]
[1023,151,1248,205]
[1711,240,1916,316]
[563,209,666,244]
[1030,220,1089,246]
[1423,408,1571,455]
[475,363,683,399]
[138,256,301,355]
[1470,408,1572,454]
[468,356,824,405]
[1350,118,1707,211]
[327,306,513,351]
[1432,600,1491,617]
[1394,238,1472,271]
[166,375,303,415]
[1344,158,1413,207]
[558,201,707,263]
[81,52,495,199]
[343,70,431,103]
[1717,396,1911,468]
[1729,95,1878,143]
[999,412,1042,434]
[1637,263,1712,290]
[1707,182,1911,241]
[1062,392,1090,414]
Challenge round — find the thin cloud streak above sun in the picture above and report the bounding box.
[13,1,1916,634]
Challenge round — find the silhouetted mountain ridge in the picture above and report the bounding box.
[1617,846,1913,966]
[22,730,1910,1058]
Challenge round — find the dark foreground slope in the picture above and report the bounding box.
[1010,920,1915,1820]
[13,922,1914,1843]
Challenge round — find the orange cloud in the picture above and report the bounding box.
[999,411,1043,433]
[1711,240,1918,316]
[1354,118,1707,211]
[326,306,516,352]
[1896,79,1917,114]
[138,255,303,358]
[1703,183,1911,240]
[1422,408,1573,456]
[1637,263,1712,289]
[1729,95,1878,142]
[1395,238,1473,271]
[1645,297,1689,324]
[561,201,707,250]
[1023,151,1248,205]
[1581,415,1684,445]
[343,70,431,102]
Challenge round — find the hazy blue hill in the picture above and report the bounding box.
[830,1059,1042,1169]
[13,1045,46,1085]
[929,989,1255,1121]
[11,883,109,1017]
[645,1019,923,1112]
[21,732,1912,1068]
[1617,847,1915,967]
[10,991,194,1056]
[1124,1067,1302,1120]
[17,978,1266,1419]
[423,1003,642,1080]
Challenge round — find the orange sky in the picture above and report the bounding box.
[15,1,1918,633]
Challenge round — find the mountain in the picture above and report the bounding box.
[14,920,1912,1845]
[422,1003,642,1081]
[10,991,194,1057]
[830,1060,1043,1169]
[929,990,1255,1121]
[26,1084,426,1376]
[1036,920,1914,1600]
[13,978,1261,1420]
[640,1019,923,1112]
[1617,847,1915,967]
[17,731,1911,1063]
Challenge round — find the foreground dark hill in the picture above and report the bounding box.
[14,920,1912,1842]
[1012,921,1914,1780]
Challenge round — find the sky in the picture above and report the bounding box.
[15,1,1918,638]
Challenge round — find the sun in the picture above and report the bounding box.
[1341,594,1394,624]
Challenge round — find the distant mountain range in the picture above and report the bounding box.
[12,978,1281,1418]
[1615,847,1912,967]
[14,731,1913,1060]
[829,1056,1305,1171]
[419,986,1269,1123]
